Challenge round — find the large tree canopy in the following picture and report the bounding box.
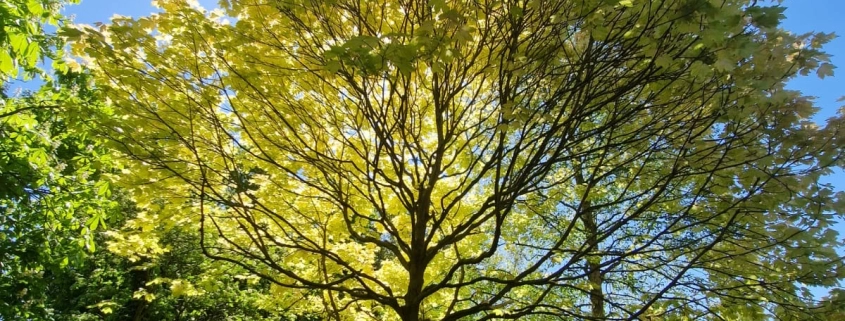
[70,0,844,320]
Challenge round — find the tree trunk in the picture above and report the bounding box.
[585,209,605,320]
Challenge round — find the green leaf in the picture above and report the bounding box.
[95,181,111,197]
[747,6,786,29]
[9,33,29,53]
[817,63,835,79]
[58,27,86,40]
[86,216,99,230]
[0,52,17,77]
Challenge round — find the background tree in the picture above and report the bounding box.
[0,2,120,318]
[1,1,290,319]
[0,0,78,82]
[39,194,286,321]
[0,77,116,319]
[816,289,845,320]
[0,80,283,320]
[73,0,845,320]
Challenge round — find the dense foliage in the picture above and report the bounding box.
[0,79,114,318]
[0,0,77,81]
[1,0,112,317]
[40,202,281,321]
[2,1,276,319]
[2,0,845,320]
[66,0,845,320]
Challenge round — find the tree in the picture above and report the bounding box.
[40,194,285,321]
[1,2,286,318]
[0,1,124,318]
[0,0,78,82]
[0,73,119,319]
[72,0,845,320]
[816,289,845,320]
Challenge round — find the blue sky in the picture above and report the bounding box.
[63,0,844,296]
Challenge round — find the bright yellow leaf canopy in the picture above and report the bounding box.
[71,0,845,320]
